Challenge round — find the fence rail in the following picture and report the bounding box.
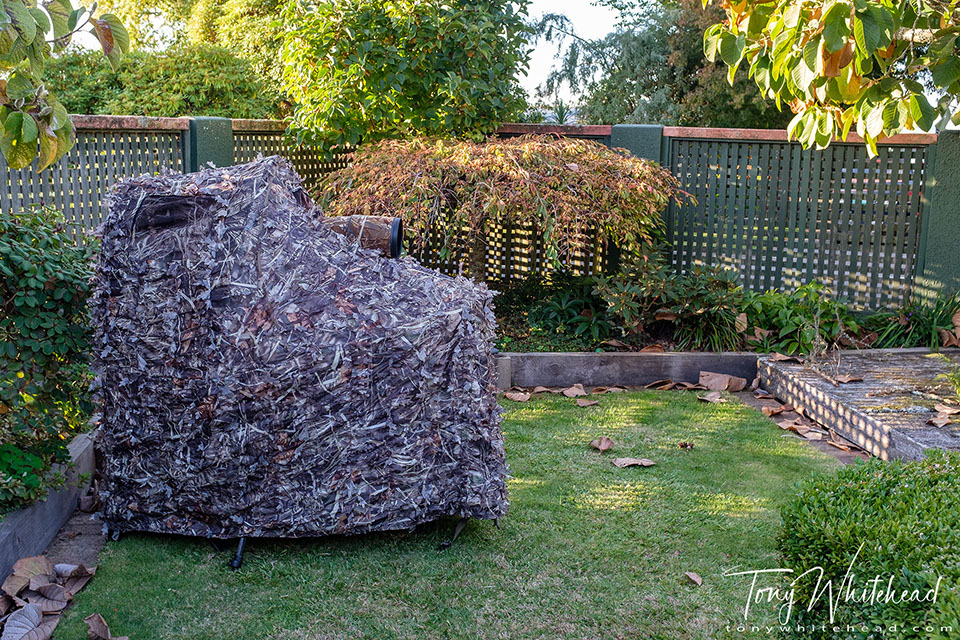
[2,117,956,309]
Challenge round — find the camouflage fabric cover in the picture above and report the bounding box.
[92,156,507,538]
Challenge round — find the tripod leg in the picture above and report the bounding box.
[438,518,469,551]
[228,537,247,570]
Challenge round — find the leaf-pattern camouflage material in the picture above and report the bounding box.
[92,156,508,538]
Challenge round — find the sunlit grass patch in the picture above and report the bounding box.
[58,391,839,640]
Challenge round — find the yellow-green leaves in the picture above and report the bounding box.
[0,1,126,170]
[705,0,959,153]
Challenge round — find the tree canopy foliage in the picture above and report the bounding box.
[0,1,128,169]
[705,0,960,152]
[46,44,283,119]
[280,0,533,154]
[537,0,791,128]
[97,0,283,79]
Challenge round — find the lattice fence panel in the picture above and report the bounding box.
[666,138,928,310]
[1,129,185,237]
[411,219,614,281]
[233,131,351,197]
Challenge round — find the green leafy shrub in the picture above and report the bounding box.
[742,282,860,356]
[46,44,283,119]
[594,254,744,351]
[0,209,94,510]
[778,452,960,639]
[863,292,960,350]
[493,273,610,352]
[323,136,683,280]
[528,280,613,343]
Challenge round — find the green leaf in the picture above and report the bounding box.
[822,3,851,53]
[852,6,893,56]
[20,112,37,143]
[932,57,960,89]
[703,24,722,63]
[4,0,37,45]
[43,0,72,49]
[27,7,49,34]
[853,10,878,55]
[1,112,36,169]
[908,94,936,131]
[99,13,130,54]
[5,71,34,100]
[719,32,745,66]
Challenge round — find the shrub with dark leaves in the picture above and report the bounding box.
[0,209,94,510]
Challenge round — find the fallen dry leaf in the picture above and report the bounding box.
[769,352,802,363]
[590,436,614,452]
[834,374,863,384]
[639,344,664,353]
[612,457,655,468]
[753,327,772,341]
[928,414,954,427]
[735,313,748,333]
[592,386,626,394]
[601,338,633,351]
[699,371,747,392]
[2,574,29,598]
[576,398,599,407]
[754,389,774,399]
[953,310,960,331]
[803,431,824,441]
[503,391,530,402]
[562,384,587,398]
[24,584,68,614]
[934,404,960,416]
[531,386,552,394]
[675,381,707,390]
[698,391,726,403]
[84,613,129,640]
[644,378,676,390]
[54,564,95,597]
[2,604,59,640]
[685,571,703,586]
[12,557,54,583]
[938,328,960,348]
[762,404,786,417]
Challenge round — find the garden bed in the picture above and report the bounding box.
[57,392,837,639]
[0,433,96,581]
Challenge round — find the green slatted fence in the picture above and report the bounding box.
[660,127,934,309]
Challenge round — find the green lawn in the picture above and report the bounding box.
[58,391,839,640]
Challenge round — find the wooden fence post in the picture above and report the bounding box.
[187,117,234,171]
[916,130,960,300]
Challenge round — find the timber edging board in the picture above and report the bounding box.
[496,351,759,389]
[0,432,96,581]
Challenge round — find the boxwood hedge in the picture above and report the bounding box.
[778,451,960,639]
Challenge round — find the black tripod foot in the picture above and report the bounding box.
[438,518,469,551]
[228,537,246,570]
